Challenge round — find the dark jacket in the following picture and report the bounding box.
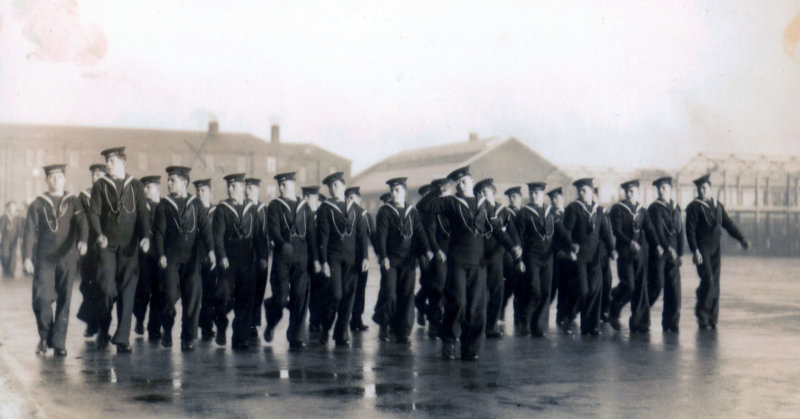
[516,203,555,259]
[154,194,213,264]
[482,202,518,258]
[23,192,88,261]
[609,200,657,259]
[375,202,430,267]
[267,196,317,265]
[88,175,150,251]
[560,199,615,263]
[417,192,491,266]
[648,199,684,257]
[316,199,368,264]
[213,199,266,266]
[685,198,744,254]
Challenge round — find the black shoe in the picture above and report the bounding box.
[54,348,67,357]
[231,341,248,351]
[96,333,110,350]
[416,310,426,326]
[134,320,144,335]
[116,343,132,353]
[601,312,610,323]
[461,353,479,361]
[558,320,573,335]
[609,317,622,331]
[581,329,602,336]
[215,332,226,347]
[148,331,162,341]
[201,328,216,340]
[84,325,98,338]
[36,339,48,355]
[633,327,651,334]
[350,323,369,332]
[289,341,306,351]
[530,330,545,338]
[263,327,274,343]
[427,325,440,340]
[181,341,195,352]
[396,335,411,344]
[379,326,392,342]
[161,335,173,348]
[335,339,350,348]
[248,327,258,339]
[514,323,530,337]
[698,323,713,330]
[317,330,329,345]
[441,343,456,360]
[486,329,502,339]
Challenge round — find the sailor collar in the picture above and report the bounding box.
[523,204,551,219]
[100,174,133,191]
[693,197,717,209]
[654,199,676,210]
[220,200,253,218]
[382,202,414,219]
[576,199,597,216]
[163,194,196,212]
[37,192,73,210]
[615,200,643,216]
[453,195,485,211]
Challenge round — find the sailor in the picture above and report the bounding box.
[23,164,88,356]
[515,182,555,336]
[0,201,24,278]
[414,185,434,328]
[89,147,151,353]
[500,186,524,325]
[685,174,749,330]
[213,173,267,350]
[245,177,270,339]
[548,187,574,329]
[76,164,107,338]
[373,177,431,343]
[193,178,218,339]
[153,166,215,351]
[133,175,162,340]
[304,186,326,338]
[608,180,656,334]
[348,187,374,333]
[315,173,370,347]
[559,178,616,336]
[262,172,318,350]
[419,178,452,340]
[647,176,685,333]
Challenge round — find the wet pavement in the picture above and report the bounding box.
[1,256,799,418]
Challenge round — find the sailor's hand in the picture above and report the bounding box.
[259,258,268,271]
[693,250,703,265]
[140,238,150,253]
[323,262,331,278]
[221,257,230,270]
[668,247,678,260]
[381,258,390,270]
[77,241,87,256]
[361,259,370,273]
[517,261,526,273]
[436,250,447,263]
[425,251,434,262]
[208,251,216,271]
[159,256,168,269]
[740,240,750,251]
[97,235,108,249]
[24,258,34,275]
[610,250,618,261]
[630,241,641,254]
[313,260,321,274]
[511,246,522,259]
[656,245,664,257]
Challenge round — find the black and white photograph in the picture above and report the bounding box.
[1,1,799,417]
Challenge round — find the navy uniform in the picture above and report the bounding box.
[548,187,573,326]
[0,203,24,278]
[373,177,431,343]
[474,178,521,339]
[213,173,267,349]
[246,177,270,338]
[647,176,684,332]
[304,186,325,336]
[417,166,493,361]
[515,182,555,336]
[559,178,616,335]
[685,174,748,330]
[413,186,434,327]
[419,179,451,339]
[596,192,615,323]
[89,147,151,352]
[194,179,218,339]
[153,166,215,351]
[500,186,523,325]
[608,180,656,333]
[76,164,106,337]
[133,175,162,340]
[316,174,369,346]
[263,172,318,349]
[23,165,88,356]
[350,188,375,332]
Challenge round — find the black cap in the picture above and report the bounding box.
[380,192,392,203]
[89,164,107,173]
[141,175,161,185]
[652,176,673,188]
[245,177,261,186]
[166,166,191,179]
[620,179,640,191]
[527,182,547,193]
[274,172,296,183]
[100,147,125,159]
[301,186,320,196]
[43,164,66,176]
[447,166,470,182]
[572,178,594,189]
[473,178,495,194]
[322,172,345,186]
[419,184,433,196]
[223,173,246,184]
[547,187,563,198]
[693,174,711,187]
[345,186,360,197]
[386,177,407,188]
[193,178,211,189]
[504,186,522,197]
[431,178,449,188]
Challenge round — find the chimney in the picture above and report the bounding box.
[469,132,478,142]
[208,120,219,134]
[271,124,280,144]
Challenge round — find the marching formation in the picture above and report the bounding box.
[20,146,750,360]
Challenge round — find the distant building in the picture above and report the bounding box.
[352,133,572,212]
[0,122,351,203]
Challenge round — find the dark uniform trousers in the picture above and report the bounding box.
[501,251,519,323]
[308,270,324,329]
[250,263,269,329]
[1,225,20,277]
[599,254,612,317]
[610,251,651,331]
[518,255,553,334]
[319,257,357,343]
[198,260,217,334]
[484,250,506,333]
[648,252,681,330]
[161,258,202,342]
[215,262,256,345]
[553,255,574,324]
[373,264,416,338]
[694,247,721,328]
[265,257,310,343]
[96,245,140,345]
[351,269,369,328]
[443,262,486,357]
[77,247,101,330]
[134,251,162,336]
[567,255,604,334]
[415,262,432,321]
[32,251,78,350]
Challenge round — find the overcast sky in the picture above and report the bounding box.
[1,0,799,173]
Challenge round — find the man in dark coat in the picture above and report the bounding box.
[76,164,107,337]
[194,178,218,339]
[500,186,524,325]
[133,175,162,340]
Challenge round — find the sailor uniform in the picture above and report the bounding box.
[133,199,162,338]
[647,198,684,331]
[515,203,555,335]
[76,188,101,332]
[482,201,519,336]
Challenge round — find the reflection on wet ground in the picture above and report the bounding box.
[1,256,799,417]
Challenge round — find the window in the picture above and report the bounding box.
[139,154,148,171]
[68,151,79,168]
[237,156,246,172]
[172,154,182,166]
[205,155,214,170]
[266,156,277,173]
[298,167,307,183]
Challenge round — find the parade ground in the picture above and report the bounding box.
[0,256,798,418]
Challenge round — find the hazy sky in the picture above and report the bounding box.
[1,1,799,173]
